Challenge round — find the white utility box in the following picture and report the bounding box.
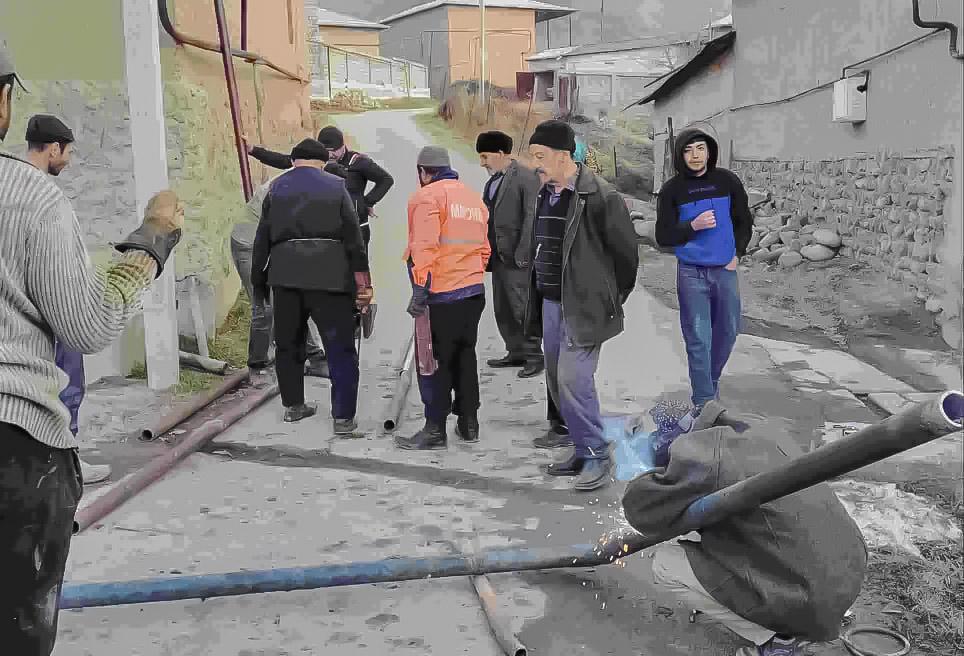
[832,76,867,123]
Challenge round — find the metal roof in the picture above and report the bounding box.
[306,6,388,30]
[381,0,576,24]
[631,30,735,106]
[527,34,693,61]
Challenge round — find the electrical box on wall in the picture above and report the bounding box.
[832,77,867,123]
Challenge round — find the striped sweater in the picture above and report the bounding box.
[0,149,157,450]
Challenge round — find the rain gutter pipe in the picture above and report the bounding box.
[212,0,253,200]
[912,0,964,60]
[60,391,963,608]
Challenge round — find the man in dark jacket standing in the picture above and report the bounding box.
[622,401,867,656]
[655,128,752,422]
[475,131,544,378]
[252,139,373,430]
[524,120,638,491]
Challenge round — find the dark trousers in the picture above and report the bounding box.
[547,393,568,432]
[676,263,741,408]
[272,287,360,418]
[491,258,543,362]
[0,423,82,655]
[417,295,486,423]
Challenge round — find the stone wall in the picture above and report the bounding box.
[733,148,961,348]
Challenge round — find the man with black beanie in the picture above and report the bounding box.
[475,130,544,378]
[252,139,374,430]
[524,120,638,492]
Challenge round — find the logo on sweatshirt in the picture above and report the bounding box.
[450,203,485,223]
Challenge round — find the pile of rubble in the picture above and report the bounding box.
[747,212,843,268]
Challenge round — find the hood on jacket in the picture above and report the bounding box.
[673,127,718,177]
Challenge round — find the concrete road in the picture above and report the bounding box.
[57,109,857,655]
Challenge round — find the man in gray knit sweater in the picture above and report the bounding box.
[0,41,184,654]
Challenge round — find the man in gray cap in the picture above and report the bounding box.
[395,145,491,450]
[1,38,185,653]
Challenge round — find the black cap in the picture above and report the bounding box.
[528,120,576,154]
[290,138,329,162]
[25,114,74,144]
[476,130,513,154]
[317,126,344,149]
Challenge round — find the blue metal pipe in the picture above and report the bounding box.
[60,391,963,610]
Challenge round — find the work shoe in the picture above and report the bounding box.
[487,355,525,368]
[395,420,447,450]
[736,636,803,656]
[518,359,545,378]
[333,418,358,436]
[80,459,111,485]
[455,415,480,442]
[533,424,573,449]
[305,358,330,379]
[547,453,585,476]
[284,403,317,423]
[573,457,612,492]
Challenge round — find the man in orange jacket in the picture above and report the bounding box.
[395,146,491,450]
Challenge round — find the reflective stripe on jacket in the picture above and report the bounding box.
[404,179,491,293]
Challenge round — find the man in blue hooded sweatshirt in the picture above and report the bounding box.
[655,128,752,421]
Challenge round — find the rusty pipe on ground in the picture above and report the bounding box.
[383,332,415,432]
[912,0,964,60]
[140,368,249,441]
[158,0,308,82]
[60,392,962,608]
[213,0,253,200]
[76,382,279,533]
[179,350,229,375]
[472,575,527,656]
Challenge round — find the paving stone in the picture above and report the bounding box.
[866,393,915,416]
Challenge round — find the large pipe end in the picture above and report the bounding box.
[936,390,964,429]
[383,419,397,432]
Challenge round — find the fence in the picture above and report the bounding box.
[308,40,429,100]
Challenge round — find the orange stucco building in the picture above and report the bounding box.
[308,7,389,57]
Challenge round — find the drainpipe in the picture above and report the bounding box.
[213,0,253,200]
[240,0,248,50]
[60,391,963,608]
[912,0,964,60]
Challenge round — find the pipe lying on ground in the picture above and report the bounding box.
[60,391,962,608]
[76,382,279,533]
[179,351,229,375]
[383,333,415,432]
[141,369,249,441]
[472,575,527,656]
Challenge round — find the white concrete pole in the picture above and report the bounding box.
[479,0,486,106]
[122,0,180,390]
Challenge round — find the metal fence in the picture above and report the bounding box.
[308,40,429,100]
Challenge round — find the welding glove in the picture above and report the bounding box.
[115,189,184,278]
[354,272,374,312]
[406,272,431,318]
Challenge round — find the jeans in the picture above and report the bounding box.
[230,228,323,368]
[54,342,85,437]
[542,300,607,459]
[676,262,741,408]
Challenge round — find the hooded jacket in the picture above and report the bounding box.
[655,128,752,266]
[622,403,867,641]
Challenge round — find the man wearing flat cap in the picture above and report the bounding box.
[395,145,490,450]
[525,119,639,492]
[1,37,184,653]
[251,138,374,430]
[475,130,544,379]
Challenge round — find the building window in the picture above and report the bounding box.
[286,0,295,44]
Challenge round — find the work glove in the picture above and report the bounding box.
[115,189,184,278]
[406,272,431,318]
[354,272,374,312]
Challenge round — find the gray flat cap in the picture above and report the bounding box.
[417,145,450,168]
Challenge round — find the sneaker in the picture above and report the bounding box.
[333,418,358,436]
[736,636,803,656]
[518,359,545,378]
[284,403,317,423]
[80,459,111,485]
[533,424,573,449]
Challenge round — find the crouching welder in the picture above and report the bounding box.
[251,139,373,431]
[395,146,491,450]
[622,401,867,656]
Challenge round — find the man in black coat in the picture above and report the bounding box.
[475,130,545,379]
[252,139,374,431]
[244,125,393,245]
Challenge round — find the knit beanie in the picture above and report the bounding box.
[417,145,451,168]
[290,138,329,162]
[317,126,344,149]
[528,120,576,153]
[476,130,513,154]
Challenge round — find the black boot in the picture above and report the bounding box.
[487,355,525,368]
[284,403,317,423]
[395,420,447,450]
[455,415,480,442]
[547,453,585,476]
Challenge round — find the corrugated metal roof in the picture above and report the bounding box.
[306,6,388,30]
[381,0,576,24]
[527,34,692,61]
[631,30,735,106]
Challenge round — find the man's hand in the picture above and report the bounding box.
[115,189,184,277]
[354,272,374,312]
[724,256,738,271]
[691,210,716,231]
[240,133,253,155]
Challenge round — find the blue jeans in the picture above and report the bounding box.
[542,300,607,459]
[676,262,741,408]
[54,341,85,437]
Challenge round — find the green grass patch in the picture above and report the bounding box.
[412,111,478,163]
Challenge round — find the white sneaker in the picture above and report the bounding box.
[80,459,111,485]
